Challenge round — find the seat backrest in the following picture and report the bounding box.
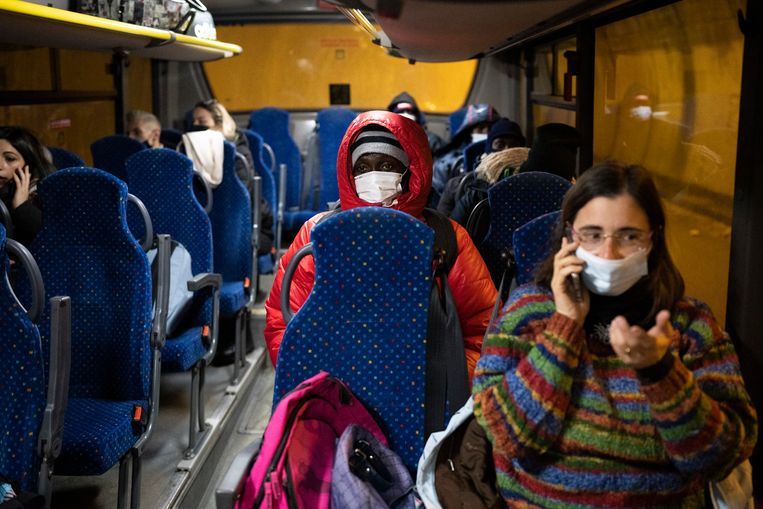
[448,107,467,141]
[48,146,85,170]
[513,210,561,286]
[0,225,45,492]
[160,128,183,150]
[248,107,302,210]
[242,129,277,210]
[463,139,486,174]
[90,135,146,183]
[126,149,213,326]
[274,207,432,470]
[31,168,152,402]
[210,141,251,282]
[480,172,571,288]
[314,107,357,208]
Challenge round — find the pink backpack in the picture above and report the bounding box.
[236,371,387,509]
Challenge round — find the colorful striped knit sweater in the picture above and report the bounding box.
[472,284,757,508]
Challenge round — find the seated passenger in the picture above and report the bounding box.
[439,117,526,218]
[264,111,498,378]
[518,122,582,181]
[431,103,499,200]
[473,161,757,507]
[192,99,274,256]
[126,110,163,148]
[387,91,445,153]
[0,126,55,246]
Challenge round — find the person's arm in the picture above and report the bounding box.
[472,285,587,459]
[637,299,758,480]
[263,218,318,365]
[9,195,42,247]
[447,220,497,380]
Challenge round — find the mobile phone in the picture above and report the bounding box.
[565,227,584,303]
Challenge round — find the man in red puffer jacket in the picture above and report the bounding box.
[264,110,498,381]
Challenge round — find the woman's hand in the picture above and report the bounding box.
[11,165,31,208]
[610,310,672,368]
[551,237,589,326]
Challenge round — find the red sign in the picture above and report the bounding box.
[49,118,71,129]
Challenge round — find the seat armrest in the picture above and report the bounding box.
[187,272,222,363]
[215,439,262,509]
[188,272,222,292]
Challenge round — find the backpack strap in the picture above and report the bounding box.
[422,208,470,437]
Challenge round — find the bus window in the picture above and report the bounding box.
[204,23,477,113]
[593,0,745,325]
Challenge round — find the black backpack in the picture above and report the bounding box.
[421,208,470,436]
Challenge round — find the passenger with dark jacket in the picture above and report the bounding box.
[264,111,498,379]
[439,117,526,218]
[387,91,445,153]
[431,104,499,200]
[0,126,55,247]
[518,122,582,181]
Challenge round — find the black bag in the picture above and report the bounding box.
[0,476,43,509]
[422,208,470,437]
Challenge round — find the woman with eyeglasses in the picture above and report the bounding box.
[472,161,757,508]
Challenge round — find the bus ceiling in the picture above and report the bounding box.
[323,0,627,62]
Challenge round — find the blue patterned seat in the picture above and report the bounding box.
[463,139,486,173]
[311,107,356,208]
[0,225,45,492]
[474,172,571,293]
[47,146,84,170]
[249,108,315,231]
[513,210,562,286]
[29,168,157,506]
[126,149,221,455]
[90,135,146,183]
[274,207,432,470]
[241,129,276,275]
[209,141,252,380]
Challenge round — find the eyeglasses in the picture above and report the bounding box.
[568,225,652,252]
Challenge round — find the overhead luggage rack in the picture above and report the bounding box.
[0,0,242,61]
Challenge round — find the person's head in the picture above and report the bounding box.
[126,110,162,148]
[519,123,582,181]
[388,92,423,125]
[455,104,500,144]
[0,126,55,190]
[537,161,684,317]
[485,118,525,154]
[337,111,431,217]
[192,99,238,141]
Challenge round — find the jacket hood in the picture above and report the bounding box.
[337,110,432,218]
[388,92,426,126]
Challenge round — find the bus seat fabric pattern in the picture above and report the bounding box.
[241,129,277,211]
[273,207,432,470]
[126,149,213,373]
[0,225,45,492]
[90,135,146,183]
[512,210,561,286]
[237,371,387,509]
[249,107,313,231]
[210,141,250,316]
[481,172,570,289]
[314,107,357,209]
[47,146,85,171]
[30,168,151,475]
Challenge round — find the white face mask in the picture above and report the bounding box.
[575,247,649,296]
[399,112,417,122]
[471,132,488,144]
[354,171,405,207]
[629,105,652,121]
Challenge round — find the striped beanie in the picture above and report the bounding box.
[350,125,410,168]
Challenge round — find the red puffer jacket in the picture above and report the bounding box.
[264,111,497,380]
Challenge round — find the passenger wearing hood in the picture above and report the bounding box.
[387,91,445,154]
[431,103,499,201]
[264,111,498,380]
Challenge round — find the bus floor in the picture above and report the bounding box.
[50,274,277,509]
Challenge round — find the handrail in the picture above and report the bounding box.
[280,243,313,324]
[5,237,45,323]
